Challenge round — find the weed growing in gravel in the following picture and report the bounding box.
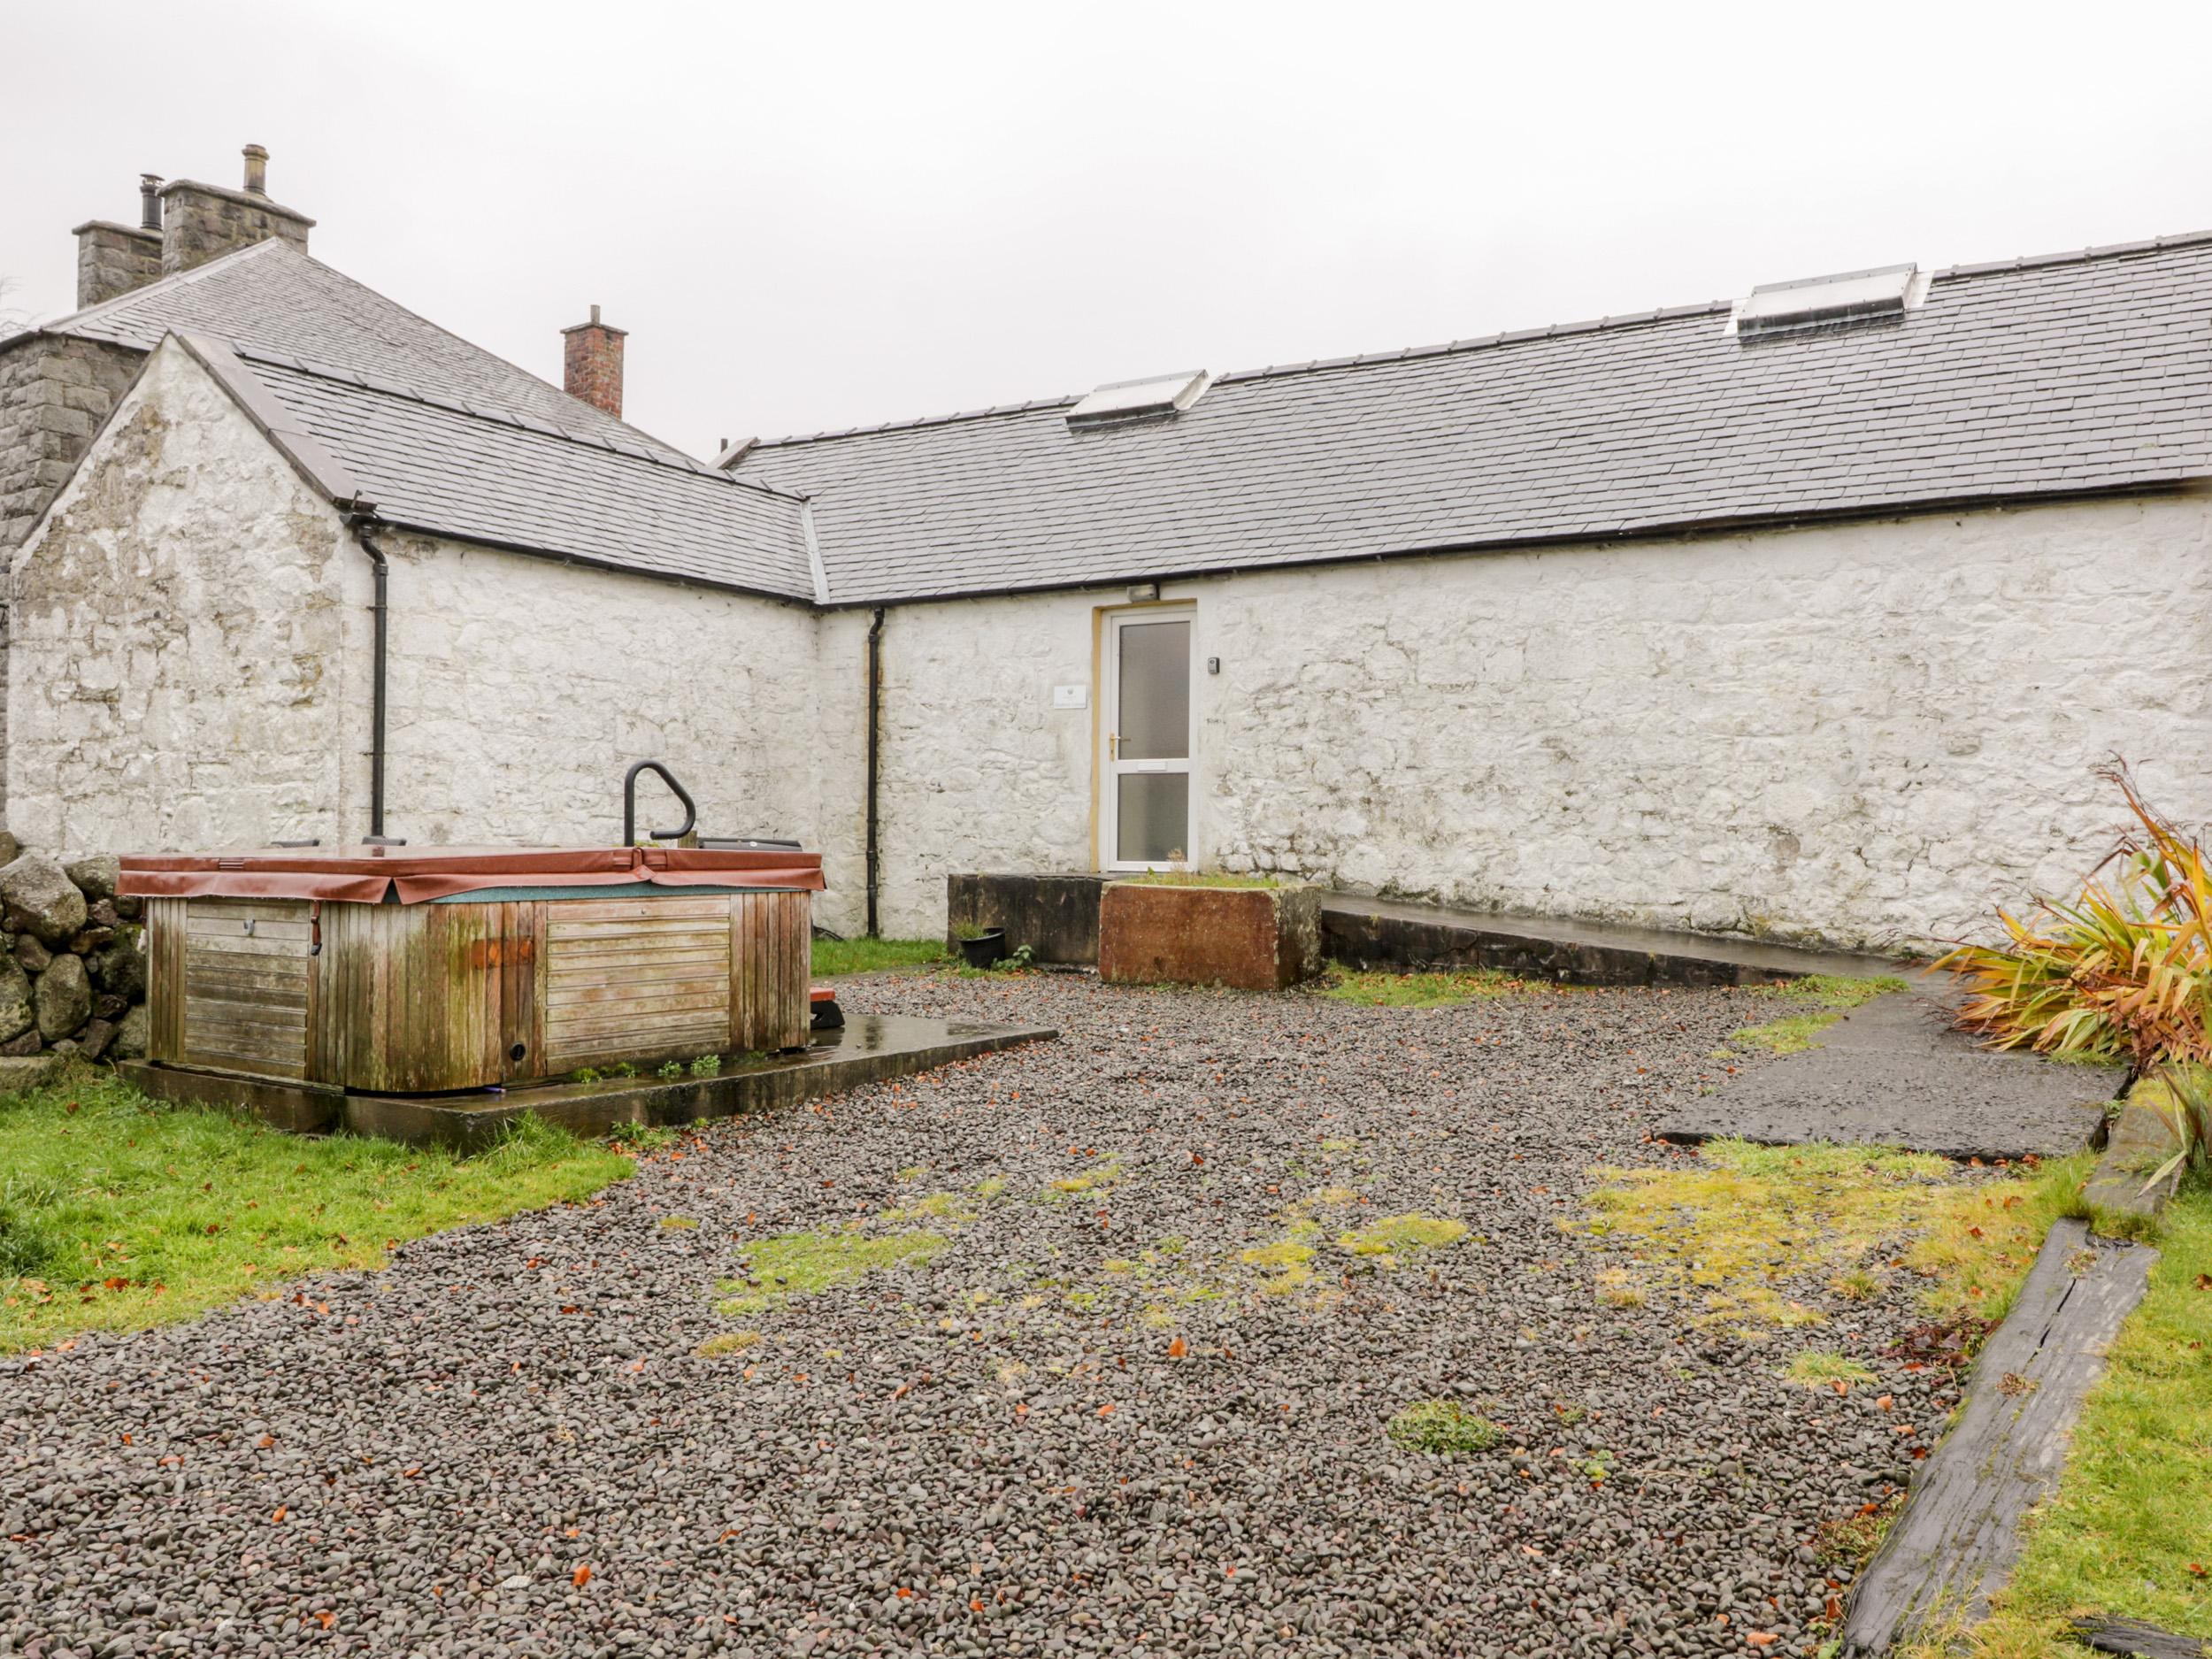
[1319,966,1527,1008]
[1386,1399,1502,1455]
[658,1215,700,1231]
[1340,1213,1470,1261]
[1814,1493,1903,1569]
[1584,1140,1950,1333]
[1783,1351,1877,1390]
[1042,1157,1122,1199]
[695,1330,761,1358]
[1728,973,1909,1054]
[0,1073,629,1352]
[882,1190,982,1223]
[718,1226,952,1317]
[606,1121,682,1151]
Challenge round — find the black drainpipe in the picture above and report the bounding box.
[344,515,389,840]
[864,606,885,938]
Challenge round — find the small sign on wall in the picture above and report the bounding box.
[1052,685,1088,709]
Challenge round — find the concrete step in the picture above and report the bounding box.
[1320,892,1906,987]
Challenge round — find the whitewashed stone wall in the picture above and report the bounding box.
[851,496,2212,949]
[378,535,825,854]
[7,340,368,853]
[818,598,1101,936]
[17,336,2208,956]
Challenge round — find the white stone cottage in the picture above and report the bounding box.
[4,150,2209,949]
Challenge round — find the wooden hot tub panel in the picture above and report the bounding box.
[146,889,813,1094]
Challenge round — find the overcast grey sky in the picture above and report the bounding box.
[6,1,2210,457]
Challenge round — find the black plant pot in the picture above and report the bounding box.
[957,930,1006,969]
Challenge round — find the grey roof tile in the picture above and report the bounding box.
[243,358,812,601]
[731,236,2212,603]
[21,240,693,464]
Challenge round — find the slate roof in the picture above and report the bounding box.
[16,239,692,463]
[732,231,2212,606]
[236,351,813,601]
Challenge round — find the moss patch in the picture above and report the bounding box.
[1727,973,1910,1055]
[1386,1399,1502,1455]
[1339,1213,1470,1261]
[1319,966,1527,1008]
[717,1225,951,1317]
[1120,872,1282,889]
[1585,1139,1951,1333]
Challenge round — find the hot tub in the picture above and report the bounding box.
[119,845,825,1094]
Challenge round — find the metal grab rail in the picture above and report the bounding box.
[622,760,698,846]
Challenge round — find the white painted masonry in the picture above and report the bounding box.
[376,532,822,853]
[847,495,2212,949]
[7,340,372,854]
[13,339,2210,954]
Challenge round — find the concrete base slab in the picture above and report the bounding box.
[1320,893,1905,987]
[1660,980,2125,1160]
[118,1014,1056,1150]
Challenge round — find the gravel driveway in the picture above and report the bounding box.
[2,972,1957,1659]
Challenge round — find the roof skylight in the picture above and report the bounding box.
[1732,263,1921,340]
[1066,369,1211,429]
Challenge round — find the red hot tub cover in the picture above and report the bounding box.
[118,845,826,904]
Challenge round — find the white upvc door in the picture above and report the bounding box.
[1102,607,1195,870]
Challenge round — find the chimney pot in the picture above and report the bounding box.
[140,174,164,231]
[242,143,269,196]
[561,305,628,419]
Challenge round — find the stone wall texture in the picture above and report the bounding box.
[12,332,2211,957]
[841,496,2212,950]
[73,223,163,309]
[7,339,365,853]
[377,534,823,851]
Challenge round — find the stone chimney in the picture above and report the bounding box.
[158,144,314,277]
[561,305,627,418]
[69,175,165,308]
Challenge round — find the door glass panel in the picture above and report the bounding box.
[1118,621,1189,760]
[1116,772,1189,864]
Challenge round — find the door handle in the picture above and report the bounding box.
[1109,733,1120,760]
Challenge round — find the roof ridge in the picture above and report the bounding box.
[1930,224,2212,282]
[745,299,1738,453]
[278,250,694,461]
[19,237,287,340]
[741,224,2212,459]
[234,344,811,504]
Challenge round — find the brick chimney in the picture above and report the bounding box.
[562,305,626,418]
[69,175,165,308]
[158,143,314,276]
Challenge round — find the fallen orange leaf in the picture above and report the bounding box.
[572,1564,592,1587]
[1167,1337,1187,1359]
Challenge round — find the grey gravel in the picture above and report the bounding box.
[0,973,1968,1657]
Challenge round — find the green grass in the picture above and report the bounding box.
[0,1070,631,1352]
[810,935,947,976]
[1386,1399,1502,1455]
[1947,1182,2212,1655]
[1728,972,1910,1054]
[1318,965,1527,1007]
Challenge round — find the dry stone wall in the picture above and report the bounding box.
[0,848,146,1062]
